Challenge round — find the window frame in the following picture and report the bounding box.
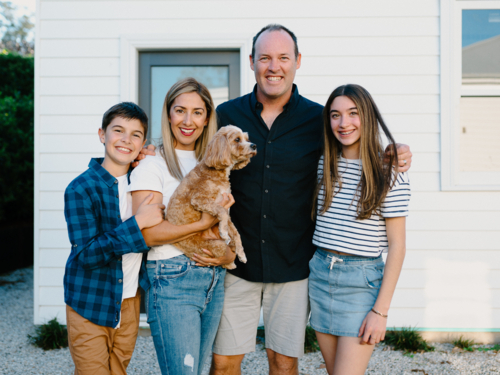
[440,0,500,190]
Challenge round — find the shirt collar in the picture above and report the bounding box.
[88,158,118,187]
[250,84,299,113]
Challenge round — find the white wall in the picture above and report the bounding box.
[35,0,500,332]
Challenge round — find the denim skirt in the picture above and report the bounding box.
[309,248,384,337]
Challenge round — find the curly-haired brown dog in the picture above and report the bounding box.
[166,125,257,269]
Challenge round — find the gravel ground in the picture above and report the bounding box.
[1,267,499,374]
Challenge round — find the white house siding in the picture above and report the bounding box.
[34,0,500,337]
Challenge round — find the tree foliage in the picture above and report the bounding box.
[0,52,34,222]
[0,1,34,56]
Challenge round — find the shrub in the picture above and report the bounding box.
[453,336,475,351]
[28,318,68,350]
[0,52,34,223]
[384,326,434,353]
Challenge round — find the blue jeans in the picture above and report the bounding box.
[146,255,226,375]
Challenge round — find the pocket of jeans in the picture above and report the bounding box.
[363,263,384,289]
[157,262,191,279]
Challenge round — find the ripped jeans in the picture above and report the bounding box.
[146,255,226,375]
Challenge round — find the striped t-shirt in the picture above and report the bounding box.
[312,156,411,257]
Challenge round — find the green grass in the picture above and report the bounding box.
[453,336,475,351]
[384,327,434,354]
[256,325,320,353]
[28,318,68,350]
[475,344,500,352]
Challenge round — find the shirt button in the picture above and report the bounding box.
[268,141,271,144]
[266,165,270,168]
[116,194,119,198]
[265,190,268,193]
[73,244,77,248]
[117,214,120,218]
[262,240,265,243]
[116,301,120,305]
[118,279,123,283]
[263,215,266,218]
[114,180,118,184]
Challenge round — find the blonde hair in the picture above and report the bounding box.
[312,84,398,220]
[159,78,218,181]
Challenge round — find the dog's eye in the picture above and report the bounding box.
[235,137,240,143]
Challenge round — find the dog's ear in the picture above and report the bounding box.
[203,130,232,169]
[232,159,251,170]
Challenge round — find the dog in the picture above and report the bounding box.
[166,125,257,269]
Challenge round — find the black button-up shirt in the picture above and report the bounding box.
[217,85,324,283]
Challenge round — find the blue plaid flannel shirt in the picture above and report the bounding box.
[63,158,150,328]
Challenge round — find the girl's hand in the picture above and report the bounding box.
[192,246,236,267]
[358,310,387,345]
[131,144,157,168]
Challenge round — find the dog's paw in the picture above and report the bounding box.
[238,253,247,264]
[223,262,237,270]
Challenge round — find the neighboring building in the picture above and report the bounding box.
[34,0,500,342]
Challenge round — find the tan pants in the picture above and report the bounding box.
[66,290,141,375]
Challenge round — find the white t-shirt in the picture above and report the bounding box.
[116,174,143,300]
[312,156,411,257]
[130,150,198,260]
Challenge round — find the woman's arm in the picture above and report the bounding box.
[131,190,223,246]
[358,216,406,345]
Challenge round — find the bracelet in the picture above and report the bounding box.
[371,308,388,318]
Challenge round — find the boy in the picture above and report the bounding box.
[63,102,164,374]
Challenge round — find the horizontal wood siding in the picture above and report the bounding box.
[35,0,500,330]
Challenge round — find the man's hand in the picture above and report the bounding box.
[131,144,156,168]
[384,143,412,173]
[192,245,236,267]
[134,193,165,230]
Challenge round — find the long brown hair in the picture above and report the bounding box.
[158,77,218,181]
[313,84,398,220]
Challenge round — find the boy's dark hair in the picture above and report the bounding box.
[251,24,299,61]
[101,102,149,139]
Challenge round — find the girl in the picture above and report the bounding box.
[309,84,410,374]
[130,78,235,375]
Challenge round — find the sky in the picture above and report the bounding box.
[9,0,36,16]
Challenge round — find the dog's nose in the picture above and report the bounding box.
[250,143,257,150]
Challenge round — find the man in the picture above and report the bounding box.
[209,24,412,375]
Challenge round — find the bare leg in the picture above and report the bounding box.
[315,331,338,375]
[332,336,375,375]
[209,353,245,375]
[266,349,299,375]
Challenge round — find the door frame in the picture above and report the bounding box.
[120,34,253,104]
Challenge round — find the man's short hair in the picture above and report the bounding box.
[101,102,149,139]
[251,24,299,61]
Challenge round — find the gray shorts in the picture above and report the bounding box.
[212,273,309,358]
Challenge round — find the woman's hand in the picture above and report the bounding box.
[197,193,235,230]
[131,144,156,168]
[384,143,412,173]
[192,246,236,267]
[358,310,387,345]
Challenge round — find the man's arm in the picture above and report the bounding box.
[384,144,412,173]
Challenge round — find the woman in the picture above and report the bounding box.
[130,78,235,374]
[309,84,410,374]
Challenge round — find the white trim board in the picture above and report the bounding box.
[119,34,254,103]
[440,0,500,191]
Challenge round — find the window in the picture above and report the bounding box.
[441,1,500,190]
[139,51,240,144]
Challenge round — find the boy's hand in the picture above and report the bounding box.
[135,193,165,229]
[131,144,157,168]
[384,143,412,173]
